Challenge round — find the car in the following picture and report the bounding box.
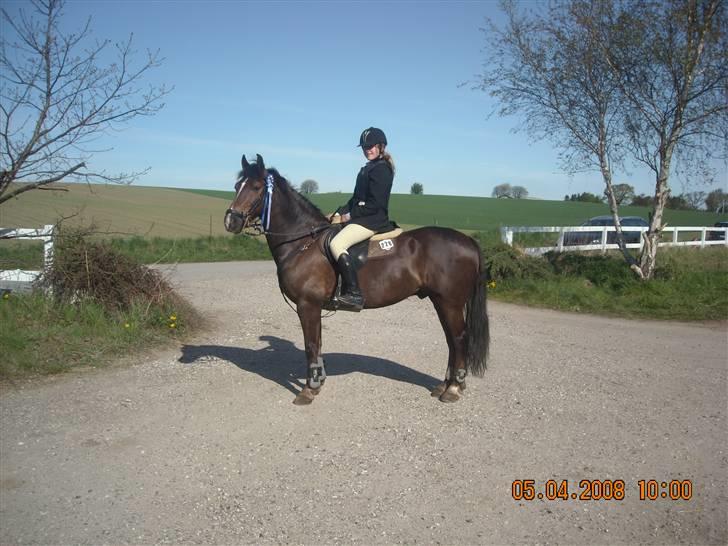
[707,221,728,241]
[563,215,649,246]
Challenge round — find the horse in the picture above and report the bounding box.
[224,154,489,405]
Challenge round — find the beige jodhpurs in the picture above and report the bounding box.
[329,223,376,261]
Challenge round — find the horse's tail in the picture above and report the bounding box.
[465,245,489,377]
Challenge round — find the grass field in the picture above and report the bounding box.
[2,183,724,242]
[181,188,727,232]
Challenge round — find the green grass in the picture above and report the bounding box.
[0,240,44,269]
[482,246,728,321]
[0,291,197,378]
[179,188,728,232]
[109,234,271,263]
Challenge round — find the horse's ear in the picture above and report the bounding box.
[241,154,250,172]
[256,154,266,173]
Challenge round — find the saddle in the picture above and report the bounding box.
[321,224,403,310]
[322,225,403,269]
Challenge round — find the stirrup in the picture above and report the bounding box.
[334,292,364,312]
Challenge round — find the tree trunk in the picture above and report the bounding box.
[638,154,672,280]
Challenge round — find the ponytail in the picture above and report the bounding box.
[378,144,396,174]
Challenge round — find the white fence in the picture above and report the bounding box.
[0,224,55,284]
[500,225,728,256]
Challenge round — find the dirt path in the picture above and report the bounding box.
[1,261,726,545]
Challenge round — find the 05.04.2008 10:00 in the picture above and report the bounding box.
[511,479,692,502]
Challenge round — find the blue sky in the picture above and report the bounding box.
[6,0,727,200]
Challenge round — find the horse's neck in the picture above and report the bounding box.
[264,186,323,261]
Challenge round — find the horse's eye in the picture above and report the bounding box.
[234,181,241,192]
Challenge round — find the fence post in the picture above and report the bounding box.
[701,227,706,248]
[500,227,513,246]
[600,227,608,254]
[42,224,54,272]
[557,228,564,253]
[672,227,678,245]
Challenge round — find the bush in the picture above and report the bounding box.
[480,240,553,281]
[39,226,186,311]
[545,252,638,290]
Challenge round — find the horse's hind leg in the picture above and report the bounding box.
[293,301,325,405]
[430,296,467,403]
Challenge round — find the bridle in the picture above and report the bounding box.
[226,172,331,245]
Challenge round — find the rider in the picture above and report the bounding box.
[329,127,395,309]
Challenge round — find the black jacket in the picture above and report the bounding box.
[337,158,394,232]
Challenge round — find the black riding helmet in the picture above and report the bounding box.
[358,127,387,148]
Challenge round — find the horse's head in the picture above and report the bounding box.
[224,154,270,234]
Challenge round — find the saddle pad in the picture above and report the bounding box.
[371,228,403,241]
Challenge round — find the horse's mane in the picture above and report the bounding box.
[267,168,328,223]
[238,163,328,223]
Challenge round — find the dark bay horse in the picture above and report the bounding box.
[224,154,489,405]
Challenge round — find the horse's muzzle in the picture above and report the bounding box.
[224,209,245,234]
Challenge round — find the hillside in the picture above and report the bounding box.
[1,183,724,238]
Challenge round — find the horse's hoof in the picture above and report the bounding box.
[293,386,320,405]
[431,382,447,397]
[293,394,314,405]
[438,384,462,403]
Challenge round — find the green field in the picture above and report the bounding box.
[180,188,726,232]
[1,183,725,242]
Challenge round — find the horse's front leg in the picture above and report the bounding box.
[293,300,325,406]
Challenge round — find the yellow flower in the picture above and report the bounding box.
[488,280,497,289]
[2,293,9,300]
[169,314,177,321]
[124,323,131,329]
[169,322,176,329]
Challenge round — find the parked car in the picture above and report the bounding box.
[707,221,728,241]
[563,216,649,246]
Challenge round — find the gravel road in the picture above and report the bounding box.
[1,261,726,545]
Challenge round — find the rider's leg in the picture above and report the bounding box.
[329,224,375,308]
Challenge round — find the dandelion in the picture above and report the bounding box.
[488,280,497,289]
[169,314,177,321]
[124,322,131,329]
[169,322,177,329]
[2,293,9,300]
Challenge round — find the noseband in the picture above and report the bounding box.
[226,173,275,234]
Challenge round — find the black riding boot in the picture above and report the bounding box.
[336,253,364,311]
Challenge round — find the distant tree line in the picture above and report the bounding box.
[492,183,529,199]
[564,185,726,211]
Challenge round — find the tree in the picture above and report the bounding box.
[601,0,727,278]
[410,182,423,195]
[477,0,727,280]
[631,194,652,207]
[492,183,512,198]
[477,1,635,268]
[300,179,318,195]
[683,191,706,210]
[666,194,691,210]
[511,185,529,199]
[705,189,727,212]
[610,183,635,205]
[0,0,169,205]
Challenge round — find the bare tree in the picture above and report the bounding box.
[683,190,707,210]
[610,183,635,205]
[511,185,529,199]
[299,179,318,195]
[491,183,512,198]
[0,0,169,205]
